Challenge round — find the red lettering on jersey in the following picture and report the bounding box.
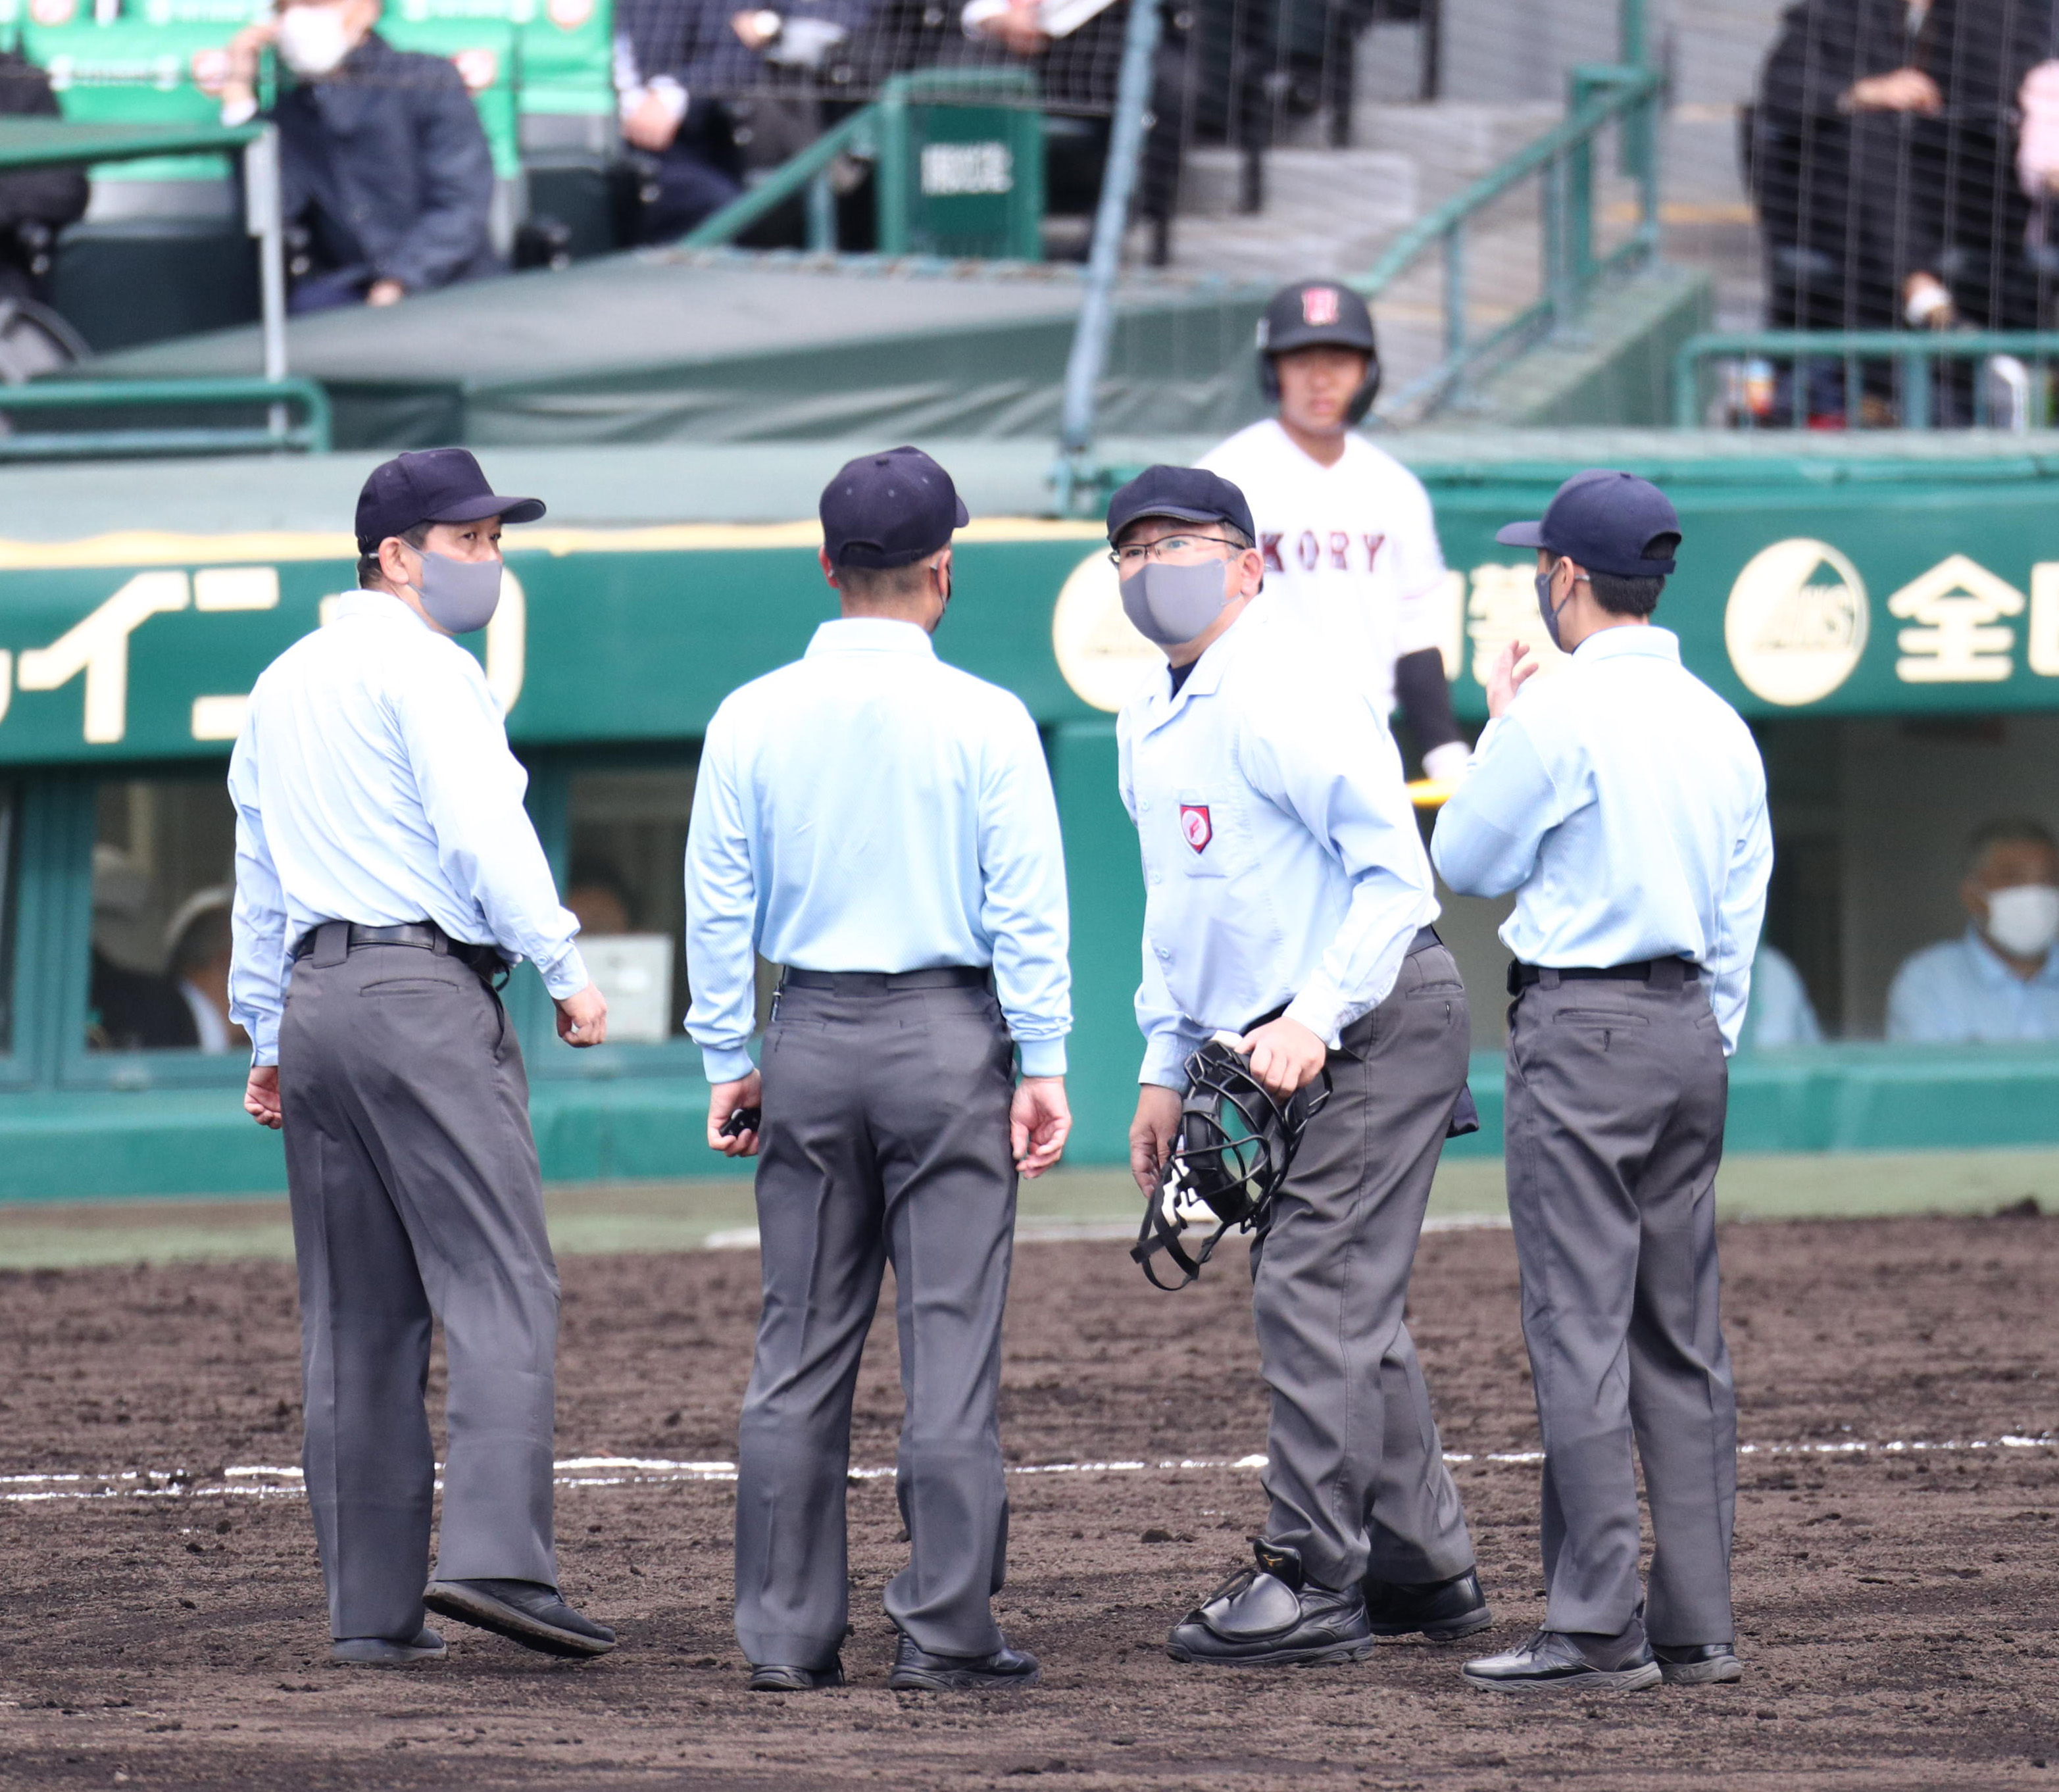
[1297,530,1320,572]
[1361,532,1385,566]
[1179,805,1212,852]
[1328,531,1351,570]
[1260,532,1285,573]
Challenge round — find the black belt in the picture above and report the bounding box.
[1508,957,1700,995]
[294,920,507,978]
[781,966,991,994]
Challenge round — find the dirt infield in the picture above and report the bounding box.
[2,1210,2057,1789]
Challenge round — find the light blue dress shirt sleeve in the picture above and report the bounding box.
[1706,797,1773,1052]
[977,704,1071,1078]
[226,722,291,1068]
[391,652,589,1001]
[683,703,760,1085]
[1429,713,1569,899]
[1237,685,1435,1044]
[1120,710,1203,1085]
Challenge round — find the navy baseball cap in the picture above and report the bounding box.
[1495,469,1680,578]
[355,447,544,554]
[1106,464,1256,544]
[820,446,968,569]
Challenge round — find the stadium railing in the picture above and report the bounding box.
[1674,330,2059,432]
[1357,60,1662,420]
[676,64,1045,259]
[0,372,329,453]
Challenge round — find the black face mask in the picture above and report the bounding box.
[1535,565,1569,651]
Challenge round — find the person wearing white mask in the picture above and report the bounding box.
[220,0,500,312]
[229,448,614,1669]
[1887,818,2059,1042]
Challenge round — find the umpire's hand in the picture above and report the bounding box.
[1011,1076,1071,1180]
[244,1064,283,1130]
[708,1070,764,1157]
[1236,1016,1328,1101]
[555,982,609,1047]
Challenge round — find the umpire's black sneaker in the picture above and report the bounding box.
[423,1578,616,1658]
[1655,1641,1743,1685]
[1166,1541,1374,1668]
[887,1631,1040,1692]
[1363,1568,1494,1641]
[330,1627,445,1666]
[748,1657,847,1692]
[1462,1626,1660,1693]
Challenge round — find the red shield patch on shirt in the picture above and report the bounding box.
[1180,804,1213,852]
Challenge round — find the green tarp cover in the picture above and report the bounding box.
[81,249,1275,449]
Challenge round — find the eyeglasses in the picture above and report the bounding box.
[1108,535,1245,569]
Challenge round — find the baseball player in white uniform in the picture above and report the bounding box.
[1199,279,1470,787]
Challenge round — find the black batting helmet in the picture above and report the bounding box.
[1255,280,1382,424]
[1131,1035,1331,1291]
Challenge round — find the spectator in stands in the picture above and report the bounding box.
[614,0,870,243]
[220,0,501,312]
[1739,943,1823,1049]
[1887,817,2059,1042]
[165,888,250,1057]
[564,862,636,937]
[1840,0,2055,336]
[0,49,85,309]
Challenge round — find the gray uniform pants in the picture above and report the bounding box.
[1502,963,1736,1645]
[1249,939,1477,1593]
[279,931,560,1644]
[735,974,1018,1669]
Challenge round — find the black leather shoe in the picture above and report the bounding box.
[1463,1626,1660,1693]
[1166,1542,1374,1668]
[1655,1641,1743,1685]
[749,1657,847,1692]
[887,1631,1040,1691]
[422,1578,616,1658]
[1363,1568,1493,1641]
[330,1627,445,1666]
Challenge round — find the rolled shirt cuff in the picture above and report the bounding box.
[648,74,689,120]
[699,1041,757,1084]
[1016,1035,1067,1078]
[539,943,590,1001]
[1283,983,1347,1052]
[1139,1033,1191,1089]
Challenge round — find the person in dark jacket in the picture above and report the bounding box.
[614,0,872,243]
[0,51,86,307]
[222,0,500,312]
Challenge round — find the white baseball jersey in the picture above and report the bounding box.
[1197,418,1450,718]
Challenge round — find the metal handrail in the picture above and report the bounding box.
[678,66,1041,255]
[1673,329,2059,430]
[0,378,332,457]
[1356,62,1664,420]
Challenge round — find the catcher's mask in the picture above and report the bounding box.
[1131,1032,1331,1291]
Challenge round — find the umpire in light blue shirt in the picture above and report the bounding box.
[1112,465,1486,1672]
[1433,470,1773,1695]
[685,445,1072,1695]
[228,449,616,1668]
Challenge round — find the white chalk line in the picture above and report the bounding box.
[698,1214,1512,1252]
[2,1434,2052,1506]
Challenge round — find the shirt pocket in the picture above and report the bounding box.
[1172,786,1236,882]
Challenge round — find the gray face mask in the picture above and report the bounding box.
[412,549,503,634]
[1120,557,1233,648]
[1534,568,1568,651]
